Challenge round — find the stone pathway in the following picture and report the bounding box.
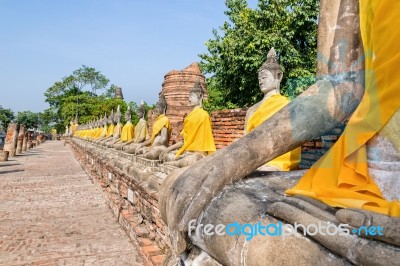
[0,141,143,265]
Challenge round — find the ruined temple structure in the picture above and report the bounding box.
[161,63,208,144]
[115,86,124,99]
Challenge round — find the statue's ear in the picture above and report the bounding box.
[277,71,283,82]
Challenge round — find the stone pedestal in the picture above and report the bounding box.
[3,123,19,157]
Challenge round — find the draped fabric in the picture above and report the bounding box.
[247,94,301,171]
[120,121,134,142]
[113,123,122,138]
[133,119,149,143]
[106,124,114,137]
[176,107,216,157]
[151,114,171,144]
[286,0,400,217]
[100,126,107,138]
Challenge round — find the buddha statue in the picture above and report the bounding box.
[114,106,135,149]
[120,101,149,152]
[159,0,400,265]
[92,117,103,140]
[135,94,171,160]
[95,113,108,142]
[104,106,122,147]
[244,48,301,171]
[160,80,216,167]
[99,110,115,144]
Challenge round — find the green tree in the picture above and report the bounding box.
[0,106,14,131]
[44,66,114,132]
[16,111,40,130]
[199,0,319,109]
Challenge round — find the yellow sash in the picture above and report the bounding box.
[286,0,400,217]
[247,94,301,171]
[106,124,114,137]
[151,114,171,143]
[100,126,107,138]
[113,123,122,137]
[133,119,149,143]
[176,107,216,157]
[120,121,134,142]
[95,127,102,139]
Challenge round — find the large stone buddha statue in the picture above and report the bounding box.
[160,80,216,167]
[159,0,400,265]
[120,102,149,152]
[245,48,301,171]
[135,94,171,160]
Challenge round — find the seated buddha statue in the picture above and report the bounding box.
[95,113,109,142]
[135,94,171,160]
[104,106,122,147]
[244,48,301,171]
[120,102,149,152]
[114,106,135,149]
[159,0,400,264]
[99,110,115,144]
[160,80,216,167]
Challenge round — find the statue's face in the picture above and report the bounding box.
[137,110,144,119]
[156,103,164,116]
[189,92,200,107]
[258,69,281,94]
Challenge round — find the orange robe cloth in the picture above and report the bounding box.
[176,107,216,157]
[247,94,301,171]
[286,0,400,217]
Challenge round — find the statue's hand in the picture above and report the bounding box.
[159,149,168,162]
[134,145,143,154]
[159,152,239,233]
[336,208,400,247]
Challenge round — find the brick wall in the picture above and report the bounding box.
[299,124,345,169]
[210,108,247,149]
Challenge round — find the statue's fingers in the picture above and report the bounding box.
[336,208,400,247]
[293,195,337,214]
[281,196,339,223]
[268,202,400,265]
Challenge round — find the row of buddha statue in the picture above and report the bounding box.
[72,81,217,168]
[71,48,301,170]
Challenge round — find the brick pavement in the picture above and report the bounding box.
[0,141,143,265]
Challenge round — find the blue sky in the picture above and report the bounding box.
[0,0,257,113]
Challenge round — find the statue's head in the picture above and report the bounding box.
[101,113,108,126]
[114,105,122,123]
[108,110,114,124]
[258,48,283,95]
[189,80,204,107]
[125,105,132,122]
[156,94,167,116]
[138,101,146,119]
